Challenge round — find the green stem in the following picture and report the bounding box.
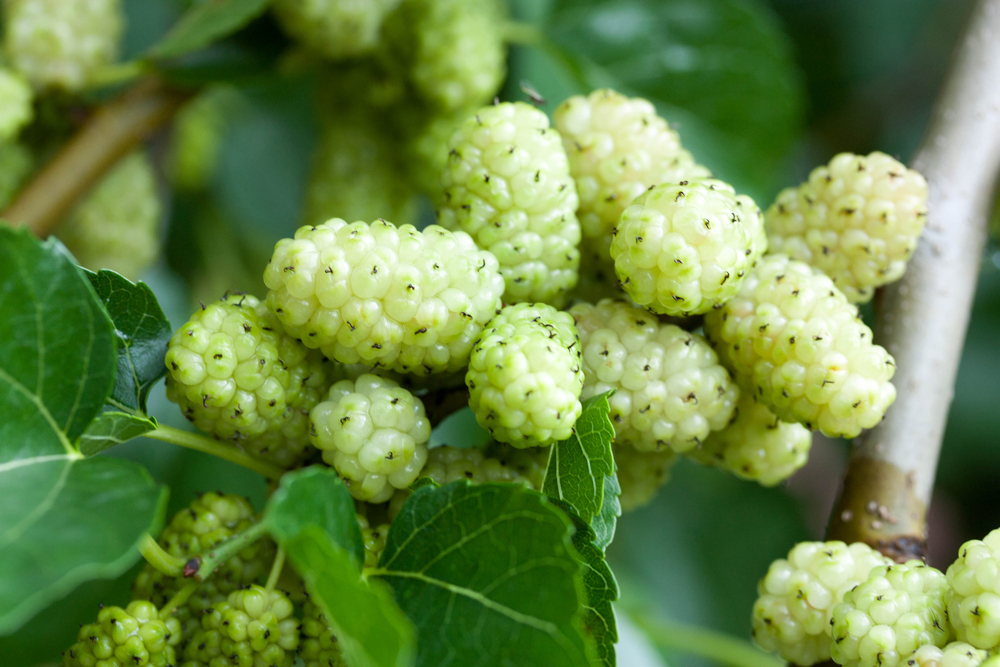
[628,613,784,667]
[87,60,145,89]
[190,522,270,583]
[146,425,284,481]
[159,582,198,620]
[265,547,285,593]
[138,534,185,577]
[503,21,545,46]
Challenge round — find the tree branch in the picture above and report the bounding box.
[2,77,189,236]
[827,0,1000,559]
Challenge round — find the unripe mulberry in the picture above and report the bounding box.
[4,0,123,91]
[310,374,431,502]
[299,599,347,667]
[132,493,275,636]
[610,178,765,316]
[384,0,506,111]
[165,293,332,467]
[946,529,1000,650]
[689,393,812,486]
[553,89,710,273]
[466,303,584,447]
[357,513,390,568]
[0,67,32,141]
[439,102,581,305]
[571,299,738,453]
[422,442,549,488]
[404,107,469,194]
[303,111,416,228]
[183,585,300,667]
[831,561,951,667]
[56,151,163,280]
[264,219,505,375]
[906,643,989,667]
[272,0,401,60]
[752,541,893,666]
[703,254,897,438]
[615,446,677,511]
[62,600,180,667]
[765,152,928,303]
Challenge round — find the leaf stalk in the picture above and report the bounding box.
[145,425,285,481]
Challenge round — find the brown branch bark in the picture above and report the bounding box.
[2,77,189,236]
[827,0,1000,560]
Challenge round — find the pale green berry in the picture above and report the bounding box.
[831,561,951,667]
[422,442,549,488]
[272,0,402,60]
[466,303,584,447]
[439,102,581,306]
[310,374,430,502]
[62,600,181,667]
[766,152,928,303]
[264,219,505,375]
[571,299,738,453]
[299,599,347,667]
[553,89,711,276]
[4,0,123,91]
[947,529,1000,650]
[610,178,765,316]
[357,513,390,568]
[751,541,893,666]
[703,254,897,438]
[0,67,32,141]
[905,643,990,667]
[55,151,163,280]
[688,392,812,486]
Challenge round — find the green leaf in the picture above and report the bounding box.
[147,0,272,60]
[542,392,616,524]
[377,482,597,666]
[264,466,365,567]
[78,412,156,456]
[0,456,167,634]
[0,228,116,452]
[543,0,805,195]
[552,501,620,667]
[592,472,622,552]
[285,527,416,667]
[85,270,172,414]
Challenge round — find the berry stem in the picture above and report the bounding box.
[628,612,784,667]
[265,546,286,594]
[87,60,145,89]
[826,0,1000,559]
[189,521,270,583]
[138,533,185,577]
[159,581,197,620]
[1,77,189,236]
[145,425,285,481]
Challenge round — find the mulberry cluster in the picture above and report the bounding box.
[905,644,990,667]
[264,219,505,374]
[183,585,300,667]
[765,152,928,303]
[704,254,896,438]
[439,102,581,305]
[751,541,892,665]
[466,303,584,447]
[571,299,738,453]
[831,561,951,667]
[422,442,549,488]
[299,599,347,667]
[63,601,180,667]
[272,0,402,60]
[610,178,765,316]
[946,529,1000,650]
[132,493,274,635]
[310,373,431,502]
[164,293,331,467]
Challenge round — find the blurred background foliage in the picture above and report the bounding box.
[5,0,999,664]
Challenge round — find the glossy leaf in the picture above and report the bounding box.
[78,412,156,456]
[0,457,167,634]
[377,482,597,666]
[86,270,172,414]
[285,527,416,667]
[264,466,365,567]
[542,392,616,524]
[147,0,272,59]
